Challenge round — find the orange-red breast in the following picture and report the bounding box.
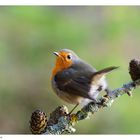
[51,49,118,107]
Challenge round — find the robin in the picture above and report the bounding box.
[51,49,118,113]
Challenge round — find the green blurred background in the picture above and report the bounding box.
[0,6,140,134]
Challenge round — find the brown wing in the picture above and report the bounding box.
[54,68,94,100]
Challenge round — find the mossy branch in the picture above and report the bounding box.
[29,59,140,134]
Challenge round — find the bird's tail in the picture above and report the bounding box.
[92,66,119,80]
[96,66,119,75]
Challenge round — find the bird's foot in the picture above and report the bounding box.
[100,94,114,107]
[70,114,78,124]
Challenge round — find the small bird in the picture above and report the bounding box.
[51,49,118,112]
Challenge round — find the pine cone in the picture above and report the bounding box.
[48,105,68,126]
[129,59,140,81]
[30,109,47,134]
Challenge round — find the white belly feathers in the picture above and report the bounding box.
[82,76,108,106]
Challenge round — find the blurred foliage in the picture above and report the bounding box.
[0,6,140,134]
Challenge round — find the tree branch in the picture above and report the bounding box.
[29,59,140,134]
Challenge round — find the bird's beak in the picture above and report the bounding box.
[53,52,59,57]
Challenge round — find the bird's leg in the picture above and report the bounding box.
[105,88,111,96]
[68,103,79,115]
[105,88,111,97]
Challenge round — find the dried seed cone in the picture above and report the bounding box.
[30,109,47,134]
[48,105,68,126]
[129,59,140,81]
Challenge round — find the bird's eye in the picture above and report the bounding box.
[67,55,71,60]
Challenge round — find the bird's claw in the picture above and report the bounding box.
[101,95,110,106]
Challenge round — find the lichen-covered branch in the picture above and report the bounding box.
[29,59,140,134]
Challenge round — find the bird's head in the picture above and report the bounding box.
[52,49,79,77]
